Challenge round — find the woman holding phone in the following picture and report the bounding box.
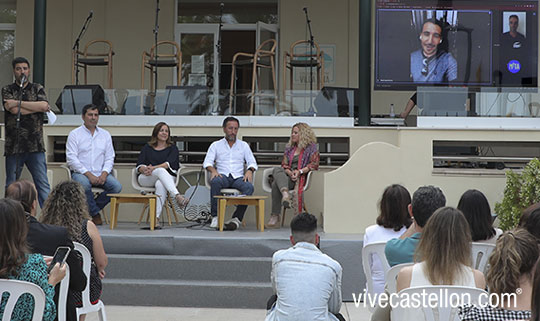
[0,198,66,321]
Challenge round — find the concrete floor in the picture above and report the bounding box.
[86,303,372,321]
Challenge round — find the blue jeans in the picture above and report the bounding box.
[5,152,51,207]
[210,174,254,221]
[71,172,122,216]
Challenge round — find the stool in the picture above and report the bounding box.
[214,195,267,232]
[108,193,158,230]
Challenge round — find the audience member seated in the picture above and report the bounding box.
[0,198,66,321]
[396,207,485,320]
[518,206,540,242]
[203,116,258,230]
[459,228,538,320]
[41,181,108,321]
[384,185,446,267]
[266,122,320,228]
[363,184,411,294]
[136,122,187,226]
[531,258,540,321]
[265,213,345,321]
[457,189,502,244]
[6,180,86,321]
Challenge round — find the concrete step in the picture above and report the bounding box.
[106,254,272,283]
[101,279,273,308]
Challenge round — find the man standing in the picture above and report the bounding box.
[66,104,122,225]
[203,116,257,230]
[265,213,345,321]
[2,57,51,206]
[410,19,457,82]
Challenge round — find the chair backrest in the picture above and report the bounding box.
[83,39,113,58]
[385,262,414,294]
[288,39,323,60]
[73,242,92,310]
[149,40,181,61]
[392,285,488,321]
[303,171,313,192]
[361,241,390,311]
[261,168,273,193]
[255,38,277,60]
[57,264,70,321]
[471,242,495,273]
[0,279,46,321]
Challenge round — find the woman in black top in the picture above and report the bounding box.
[137,122,186,223]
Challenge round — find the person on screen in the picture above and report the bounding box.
[501,14,526,48]
[410,19,457,83]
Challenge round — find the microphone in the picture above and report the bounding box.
[88,10,93,19]
[19,74,26,88]
[303,7,308,13]
[220,3,224,9]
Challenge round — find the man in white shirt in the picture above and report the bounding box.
[66,104,122,225]
[202,116,257,230]
[265,213,345,321]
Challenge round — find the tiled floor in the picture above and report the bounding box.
[86,303,372,321]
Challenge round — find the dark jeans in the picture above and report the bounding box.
[5,152,50,207]
[266,294,346,321]
[210,174,254,221]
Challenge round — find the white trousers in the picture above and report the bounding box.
[137,167,179,218]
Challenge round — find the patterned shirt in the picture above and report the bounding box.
[2,82,48,155]
[0,254,56,321]
[459,304,531,321]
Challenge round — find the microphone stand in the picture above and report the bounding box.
[150,0,160,113]
[73,12,93,85]
[15,78,25,180]
[215,3,224,113]
[303,7,316,114]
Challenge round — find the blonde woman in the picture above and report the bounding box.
[459,229,538,320]
[266,123,319,228]
[396,207,485,320]
[41,181,108,321]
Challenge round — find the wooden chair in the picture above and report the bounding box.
[283,40,325,103]
[229,39,277,115]
[261,167,313,226]
[141,41,182,93]
[0,279,46,321]
[131,167,182,226]
[72,39,114,89]
[73,242,107,321]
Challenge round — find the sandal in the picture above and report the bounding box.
[266,214,281,229]
[281,191,292,209]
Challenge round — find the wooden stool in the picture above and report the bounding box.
[109,193,158,230]
[214,195,267,232]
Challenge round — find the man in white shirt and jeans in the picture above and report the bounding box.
[203,116,257,230]
[265,213,345,321]
[66,104,122,225]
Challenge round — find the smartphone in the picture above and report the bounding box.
[47,246,71,273]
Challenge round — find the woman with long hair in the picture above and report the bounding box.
[519,206,540,241]
[266,123,319,228]
[0,198,65,321]
[457,189,502,243]
[459,228,537,320]
[41,180,108,321]
[531,257,540,321]
[363,184,411,294]
[137,122,186,225]
[397,207,485,320]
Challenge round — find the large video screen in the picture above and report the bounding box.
[374,0,538,90]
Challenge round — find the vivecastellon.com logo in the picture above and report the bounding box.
[352,288,519,309]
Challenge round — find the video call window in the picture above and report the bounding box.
[374,0,538,90]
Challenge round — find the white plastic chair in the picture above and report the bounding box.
[73,242,107,321]
[57,264,70,321]
[61,164,118,224]
[131,167,182,225]
[261,167,313,226]
[385,262,414,294]
[471,242,495,273]
[0,279,46,321]
[392,285,487,321]
[361,241,390,312]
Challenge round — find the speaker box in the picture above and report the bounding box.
[55,84,106,114]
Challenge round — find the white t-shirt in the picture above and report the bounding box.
[363,224,407,294]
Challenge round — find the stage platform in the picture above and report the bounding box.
[99,222,365,308]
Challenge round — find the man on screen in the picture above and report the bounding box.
[410,19,457,83]
[502,14,526,47]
